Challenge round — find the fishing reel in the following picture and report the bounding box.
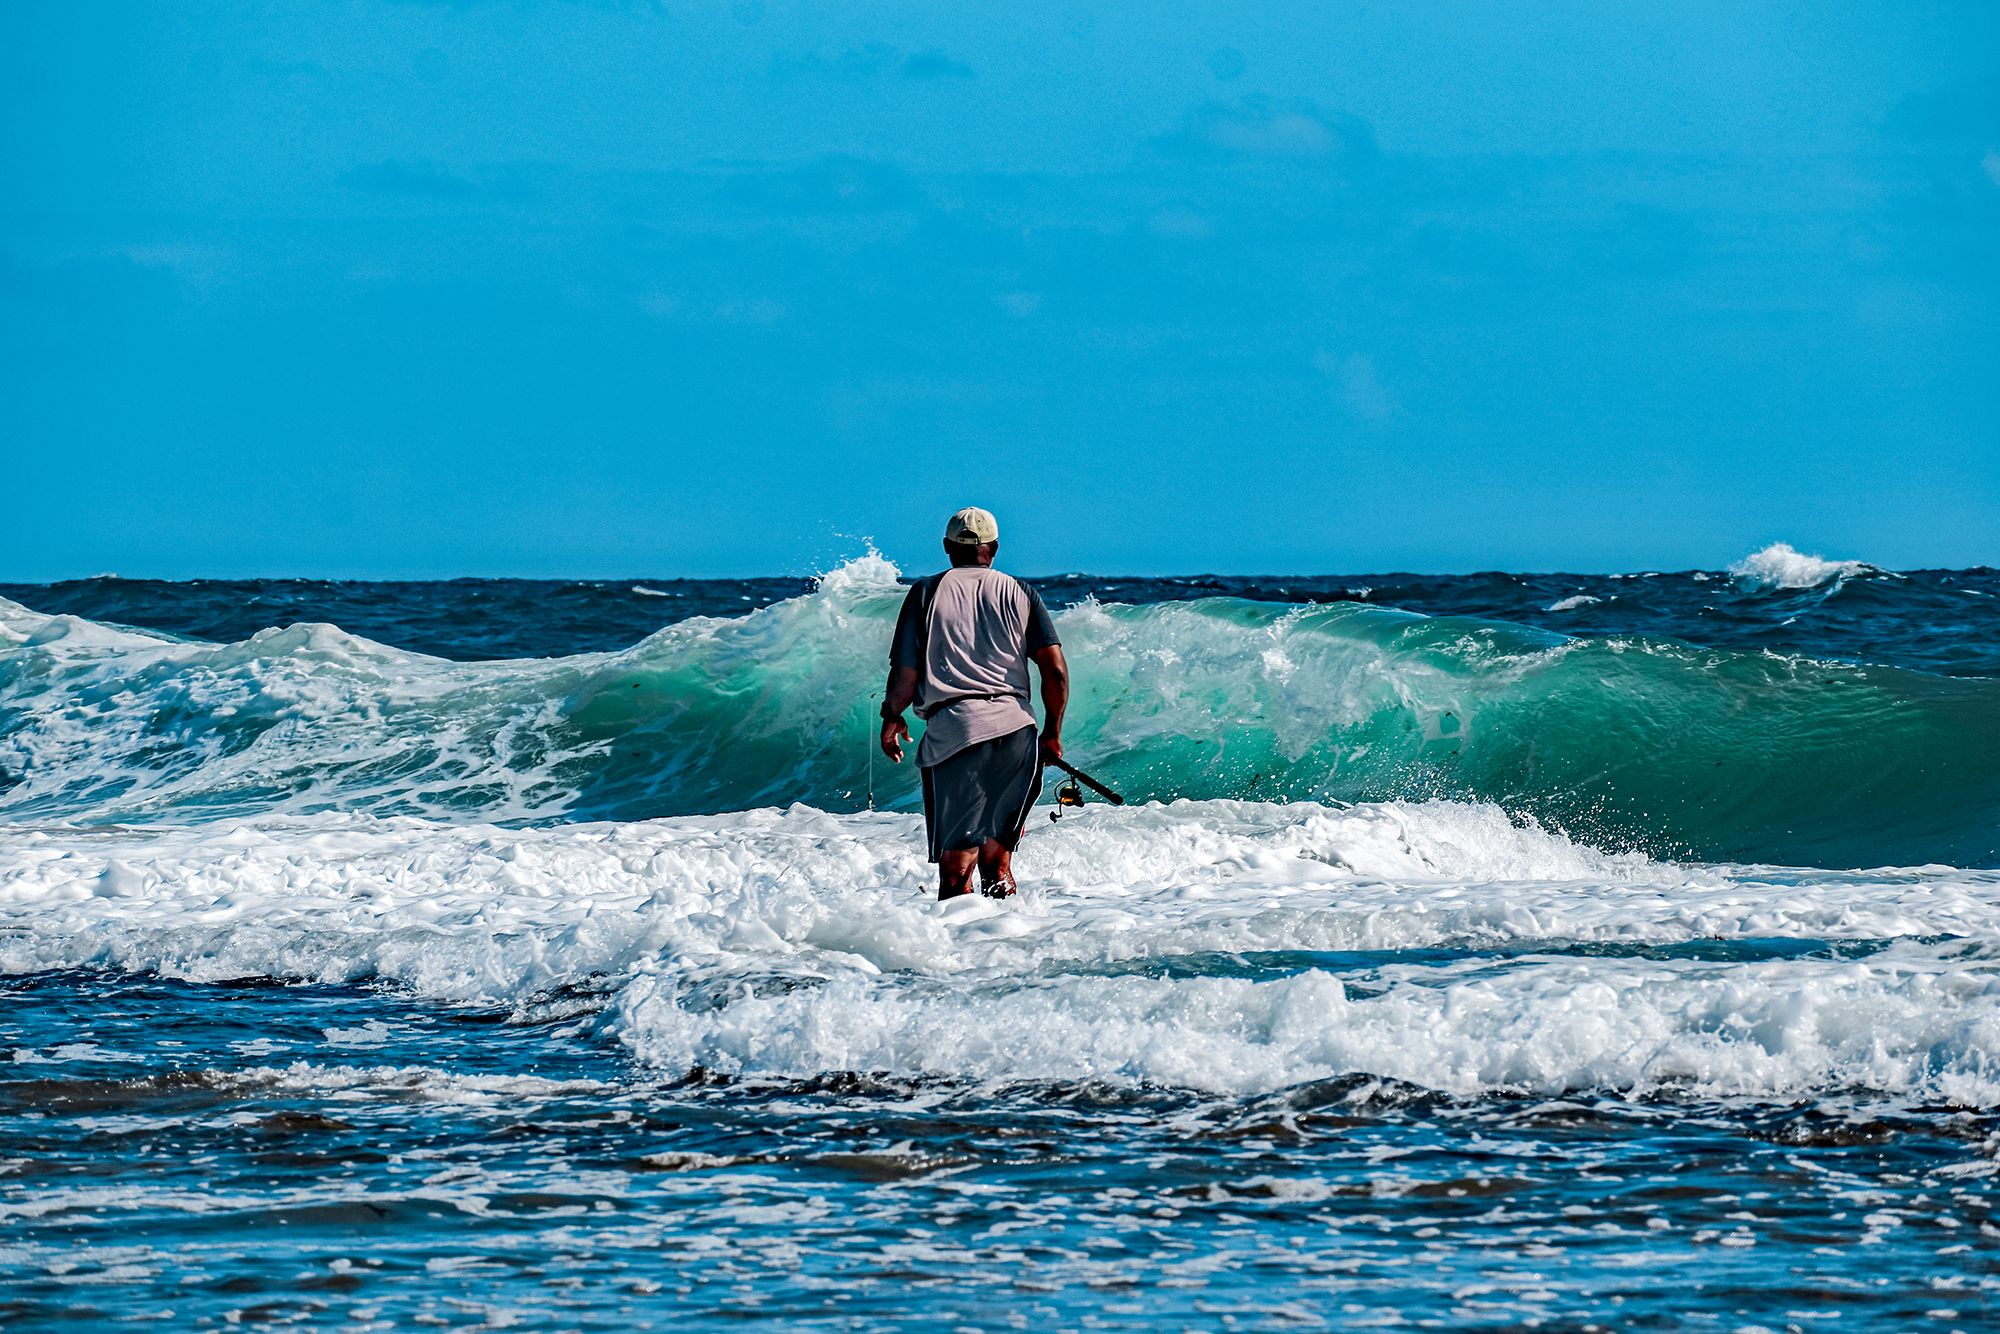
[1050,776,1086,821]
[1045,757,1124,820]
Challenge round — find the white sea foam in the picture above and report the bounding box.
[2,802,1995,1102]
[1546,595,1602,612]
[1730,543,1877,591]
[614,943,2000,1102]
[810,549,901,596]
[0,597,175,652]
[0,801,1664,994]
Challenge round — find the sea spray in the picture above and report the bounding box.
[1728,541,1879,590]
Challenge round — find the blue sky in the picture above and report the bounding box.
[2,0,1995,578]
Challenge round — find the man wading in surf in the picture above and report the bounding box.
[880,507,1069,900]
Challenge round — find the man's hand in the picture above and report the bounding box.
[1039,733,1063,765]
[878,668,919,762]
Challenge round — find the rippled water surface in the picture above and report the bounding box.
[6,969,1995,1332]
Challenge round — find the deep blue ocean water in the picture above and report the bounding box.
[9,559,1997,674]
[2,548,1995,1330]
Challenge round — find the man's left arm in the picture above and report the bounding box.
[1024,585,1067,762]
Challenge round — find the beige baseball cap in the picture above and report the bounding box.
[944,506,999,545]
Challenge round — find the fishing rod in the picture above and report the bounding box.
[1044,754,1124,819]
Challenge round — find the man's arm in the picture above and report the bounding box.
[881,582,929,762]
[1032,644,1068,762]
[880,665,919,762]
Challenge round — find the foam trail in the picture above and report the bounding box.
[3,804,1997,1102]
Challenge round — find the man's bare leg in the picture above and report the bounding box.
[978,840,1016,898]
[938,847,979,900]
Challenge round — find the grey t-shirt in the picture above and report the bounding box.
[890,567,1061,767]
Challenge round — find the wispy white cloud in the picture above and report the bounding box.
[1159,98,1378,162]
[633,288,787,327]
[901,50,974,80]
[1207,48,1246,81]
[339,159,531,202]
[773,43,973,83]
[1146,207,1213,240]
[714,155,923,215]
[1315,350,1397,422]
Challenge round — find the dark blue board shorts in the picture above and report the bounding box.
[920,724,1043,862]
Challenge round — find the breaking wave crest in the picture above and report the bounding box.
[3,554,1997,867]
[1729,541,1880,591]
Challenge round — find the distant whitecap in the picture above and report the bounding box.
[1730,542,1876,590]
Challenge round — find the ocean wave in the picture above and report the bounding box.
[4,557,1999,866]
[613,945,2000,1103]
[1729,542,1879,591]
[4,806,1996,1102]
